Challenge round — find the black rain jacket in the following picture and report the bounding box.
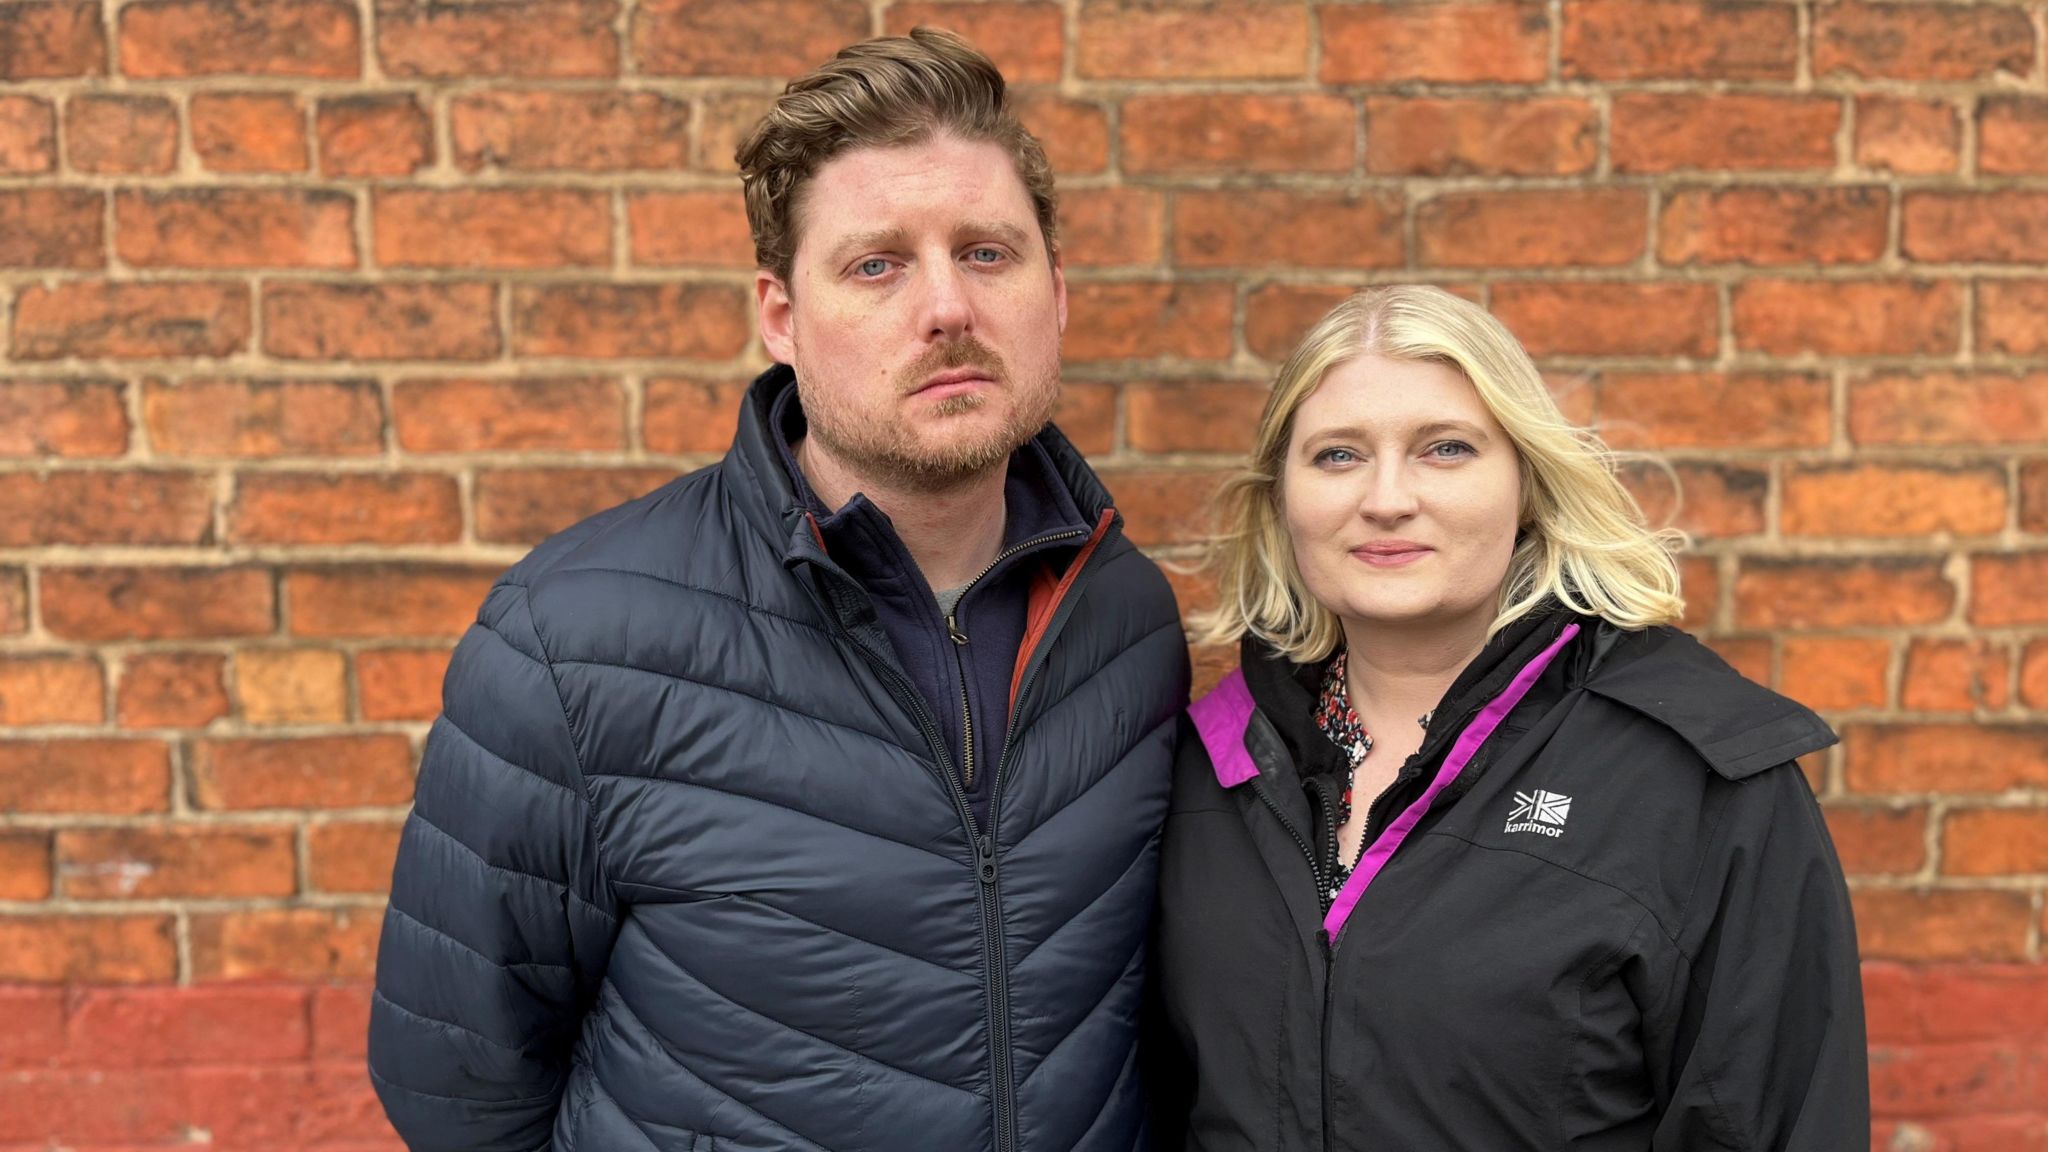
[1149,608,1869,1151]
[369,366,1191,1152]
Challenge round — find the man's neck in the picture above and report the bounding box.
[795,436,1009,592]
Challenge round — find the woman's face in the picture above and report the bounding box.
[1281,354,1524,639]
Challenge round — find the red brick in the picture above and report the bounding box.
[0,1,106,79]
[1016,93,1109,176]
[145,376,382,458]
[190,91,306,173]
[1854,372,2048,447]
[1064,282,1234,362]
[1941,807,2048,869]
[1705,636,1773,687]
[1825,804,1926,873]
[1869,1041,2048,1116]
[1981,98,2048,176]
[1852,889,2032,962]
[287,565,496,638]
[634,0,867,76]
[1781,636,1891,712]
[1058,187,1164,268]
[1974,553,2048,627]
[41,566,274,642]
[1612,93,1839,173]
[1173,189,1401,270]
[1367,96,1596,176]
[1855,96,1962,175]
[1865,964,2048,1043]
[1127,381,1268,455]
[116,189,356,269]
[235,647,347,726]
[628,190,753,268]
[475,467,675,544]
[0,739,169,814]
[1735,558,1953,630]
[0,188,102,268]
[1323,2,1547,83]
[63,94,176,174]
[1979,281,2048,357]
[512,283,751,358]
[191,733,414,810]
[0,655,101,726]
[376,0,617,78]
[57,825,296,899]
[890,2,1065,83]
[1660,186,1888,267]
[1845,724,2048,793]
[317,94,432,176]
[117,652,227,729]
[302,1061,394,1142]
[452,90,690,172]
[1491,281,1716,358]
[120,0,359,78]
[1733,279,1961,357]
[0,831,52,901]
[263,280,499,362]
[231,472,461,546]
[1903,192,2048,263]
[1419,189,1646,268]
[0,471,215,547]
[1782,463,2005,538]
[357,646,449,722]
[313,984,372,1059]
[696,92,778,173]
[67,986,310,1066]
[1079,3,1305,79]
[0,94,56,173]
[1097,469,1233,547]
[2025,640,2048,709]
[0,377,123,453]
[643,378,748,454]
[1903,639,2010,713]
[1053,381,1116,456]
[1620,461,1767,540]
[374,187,609,269]
[1122,93,1354,175]
[1816,3,2032,80]
[1562,0,1797,79]
[0,916,175,982]
[12,280,250,360]
[1245,283,1356,361]
[1598,372,1831,450]
[1677,554,1718,632]
[308,820,404,894]
[189,908,381,982]
[394,376,626,453]
[0,569,24,635]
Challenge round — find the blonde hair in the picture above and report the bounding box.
[1195,285,1687,662]
[735,27,1059,285]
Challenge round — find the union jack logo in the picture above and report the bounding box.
[1509,789,1572,827]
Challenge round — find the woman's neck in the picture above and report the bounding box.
[1338,611,1493,730]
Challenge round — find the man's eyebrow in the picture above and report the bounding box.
[965,220,1034,250]
[823,227,910,268]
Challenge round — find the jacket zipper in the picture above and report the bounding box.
[945,526,1088,793]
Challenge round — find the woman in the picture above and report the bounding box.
[1148,286,1866,1150]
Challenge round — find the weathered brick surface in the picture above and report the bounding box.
[3,2,2044,1142]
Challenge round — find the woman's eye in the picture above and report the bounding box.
[1430,441,1475,459]
[856,258,891,278]
[1314,448,1357,467]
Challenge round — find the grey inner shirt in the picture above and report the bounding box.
[934,585,968,618]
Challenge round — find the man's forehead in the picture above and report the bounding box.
[791,136,1043,258]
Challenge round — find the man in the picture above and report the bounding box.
[367,28,1190,1152]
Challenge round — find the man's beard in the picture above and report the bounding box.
[797,337,1060,489]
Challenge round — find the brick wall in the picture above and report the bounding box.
[0,0,2043,1147]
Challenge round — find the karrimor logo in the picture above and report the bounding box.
[1505,789,1572,838]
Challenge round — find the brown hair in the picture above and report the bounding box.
[735,26,1060,285]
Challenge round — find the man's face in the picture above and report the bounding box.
[757,132,1068,488]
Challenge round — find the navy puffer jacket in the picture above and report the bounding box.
[368,367,1190,1152]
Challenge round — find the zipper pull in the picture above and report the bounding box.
[976,834,997,884]
[947,613,967,645]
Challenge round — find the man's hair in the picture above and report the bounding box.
[1194,285,1688,661]
[735,27,1059,285]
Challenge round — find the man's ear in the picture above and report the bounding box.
[1051,250,1068,335]
[757,271,795,365]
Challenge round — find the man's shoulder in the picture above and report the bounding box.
[497,459,740,599]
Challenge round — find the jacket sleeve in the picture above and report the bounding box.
[368,582,620,1152]
[1651,762,1869,1151]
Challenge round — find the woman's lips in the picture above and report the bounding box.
[1350,544,1432,568]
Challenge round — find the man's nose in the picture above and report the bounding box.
[919,261,974,340]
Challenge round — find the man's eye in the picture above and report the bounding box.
[856,258,891,277]
[968,247,1004,264]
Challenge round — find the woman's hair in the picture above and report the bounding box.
[1194,284,1687,662]
[734,27,1059,285]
